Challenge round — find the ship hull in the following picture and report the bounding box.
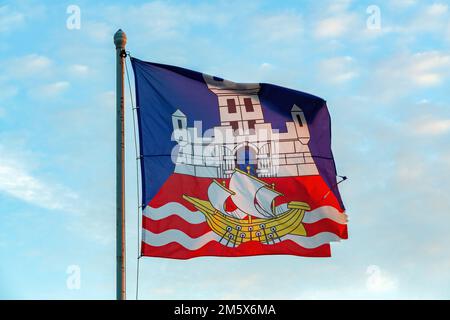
[182,195,309,246]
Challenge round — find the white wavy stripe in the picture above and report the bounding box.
[144,203,206,224]
[143,229,220,250]
[282,232,342,248]
[145,203,347,225]
[143,229,342,250]
[303,206,348,224]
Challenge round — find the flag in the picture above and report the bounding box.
[131,58,347,259]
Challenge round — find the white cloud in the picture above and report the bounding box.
[413,118,450,135]
[319,56,358,83]
[391,0,417,8]
[84,22,113,43]
[384,2,449,36]
[426,3,448,16]
[0,5,24,32]
[19,54,51,72]
[366,265,398,293]
[409,51,450,86]
[417,98,430,104]
[372,51,450,99]
[0,147,78,211]
[103,1,211,41]
[125,2,190,38]
[295,265,399,298]
[313,1,448,42]
[251,12,303,42]
[314,12,357,38]
[327,0,353,13]
[0,143,114,245]
[259,62,273,70]
[68,64,90,76]
[29,81,70,99]
[96,91,115,107]
[396,161,425,184]
[151,287,175,296]
[6,54,52,78]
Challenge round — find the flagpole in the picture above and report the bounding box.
[114,29,127,300]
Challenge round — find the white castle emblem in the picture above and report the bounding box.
[171,74,319,178]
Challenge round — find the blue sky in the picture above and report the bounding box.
[1,0,450,299]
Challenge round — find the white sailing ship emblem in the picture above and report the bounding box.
[183,168,310,246]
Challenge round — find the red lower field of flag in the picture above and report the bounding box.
[141,173,347,259]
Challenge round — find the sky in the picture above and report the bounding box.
[0,0,450,299]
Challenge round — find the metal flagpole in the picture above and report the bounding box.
[114,29,127,300]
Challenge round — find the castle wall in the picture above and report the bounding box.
[173,119,319,178]
[172,76,319,178]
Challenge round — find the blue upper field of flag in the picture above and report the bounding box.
[131,57,343,209]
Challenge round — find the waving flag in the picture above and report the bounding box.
[131,58,347,259]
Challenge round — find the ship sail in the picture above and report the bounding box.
[208,170,287,219]
[229,169,278,219]
[207,180,246,219]
[228,208,248,219]
[255,186,281,218]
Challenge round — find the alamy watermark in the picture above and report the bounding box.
[66,264,81,290]
[366,5,381,30]
[66,5,81,30]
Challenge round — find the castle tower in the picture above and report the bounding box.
[203,74,265,134]
[291,104,310,145]
[172,109,187,144]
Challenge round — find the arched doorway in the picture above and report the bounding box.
[235,145,258,176]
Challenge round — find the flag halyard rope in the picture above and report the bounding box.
[124,51,142,300]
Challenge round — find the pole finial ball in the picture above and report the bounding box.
[114,29,127,49]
